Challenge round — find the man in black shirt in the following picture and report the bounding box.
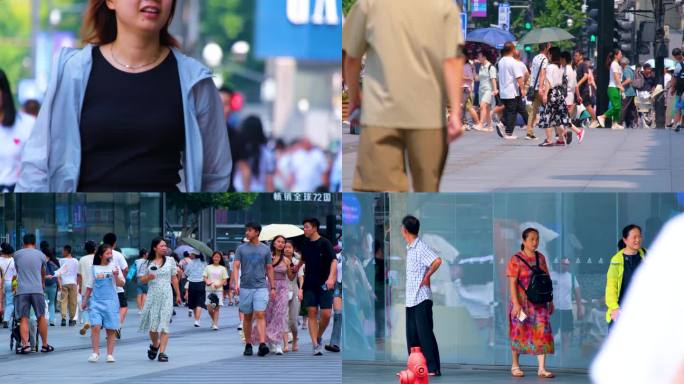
[291,218,337,356]
[574,50,599,128]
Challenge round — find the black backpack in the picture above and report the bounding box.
[515,252,553,304]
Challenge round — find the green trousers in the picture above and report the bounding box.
[606,87,622,122]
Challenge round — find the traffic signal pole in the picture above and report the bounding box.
[654,0,666,128]
[596,0,615,116]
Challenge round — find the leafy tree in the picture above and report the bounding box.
[166,193,258,238]
[343,0,355,15]
[512,0,585,50]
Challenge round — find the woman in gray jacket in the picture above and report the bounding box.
[16,0,230,192]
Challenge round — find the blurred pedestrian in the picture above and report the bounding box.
[103,233,128,339]
[497,42,526,140]
[218,86,243,191]
[252,236,289,354]
[77,240,98,335]
[284,240,303,352]
[343,0,465,192]
[281,139,328,192]
[462,57,481,130]
[54,245,78,327]
[324,246,343,353]
[233,115,275,192]
[561,51,585,142]
[575,51,600,128]
[17,0,230,192]
[507,228,555,378]
[537,47,572,147]
[133,249,149,314]
[619,57,637,129]
[474,51,497,132]
[43,250,61,326]
[81,244,124,363]
[182,250,206,327]
[139,238,181,362]
[204,251,228,330]
[0,69,35,193]
[671,48,684,131]
[0,243,14,328]
[526,43,551,140]
[597,49,624,129]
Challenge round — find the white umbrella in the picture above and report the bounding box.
[173,244,197,257]
[259,224,304,241]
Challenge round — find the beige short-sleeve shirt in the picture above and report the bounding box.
[343,0,464,129]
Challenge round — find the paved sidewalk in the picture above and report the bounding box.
[0,302,340,383]
[343,128,684,192]
[343,362,589,383]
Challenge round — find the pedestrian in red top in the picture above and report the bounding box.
[507,227,555,378]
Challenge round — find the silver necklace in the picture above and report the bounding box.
[110,44,162,70]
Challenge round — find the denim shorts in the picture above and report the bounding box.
[675,95,684,111]
[136,282,149,295]
[238,288,269,314]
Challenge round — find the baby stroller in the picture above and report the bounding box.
[573,103,592,130]
[635,85,665,129]
[9,298,39,354]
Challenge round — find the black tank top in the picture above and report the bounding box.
[78,46,185,192]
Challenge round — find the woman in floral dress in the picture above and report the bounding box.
[538,47,572,147]
[507,228,555,378]
[138,238,181,362]
[252,235,290,355]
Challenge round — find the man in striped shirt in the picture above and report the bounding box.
[401,215,443,376]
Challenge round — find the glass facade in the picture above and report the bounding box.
[165,192,342,252]
[0,193,162,259]
[343,193,684,370]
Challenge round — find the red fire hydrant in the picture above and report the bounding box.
[397,347,429,384]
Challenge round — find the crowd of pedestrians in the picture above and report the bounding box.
[0,217,341,362]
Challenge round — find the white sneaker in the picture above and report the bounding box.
[504,134,518,140]
[106,355,115,363]
[88,353,99,363]
[275,345,284,355]
[313,345,323,356]
[194,320,200,327]
[589,120,599,129]
[611,123,624,130]
[212,324,218,331]
[597,115,605,128]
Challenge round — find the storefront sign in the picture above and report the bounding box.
[272,192,332,202]
[255,0,341,62]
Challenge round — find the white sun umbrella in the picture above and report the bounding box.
[173,244,197,257]
[258,224,304,241]
[421,233,460,263]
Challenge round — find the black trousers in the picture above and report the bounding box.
[406,300,440,373]
[502,96,528,135]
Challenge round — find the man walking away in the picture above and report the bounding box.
[13,233,53,354]
[343,0,465,192]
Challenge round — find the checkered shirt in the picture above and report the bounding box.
[405,237,438,308]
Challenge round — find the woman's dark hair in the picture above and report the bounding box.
[84,240,97,255]
[283,240,295,254]
[618,224,642,250]
[549,47,562,65]
[139,248,148,259]
[93,244,113,266]
[240,115,268,179]
[560,51,572,65]
[39,241,54,260]
[270,235,286,256]
[607,48,621,67]
[520,227,540,250]
[210,251,225,267]
[0,242,14,256]
[0,69,17,127]
[81,0,179,47]
[150,237,166,258]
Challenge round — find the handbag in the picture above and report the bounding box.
[527,57,547,102]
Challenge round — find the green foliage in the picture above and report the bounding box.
[167,193,258,215]
[343,0,355,15]
[512,0,585,50]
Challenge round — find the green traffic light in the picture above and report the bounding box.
[524,45,532,52]
[590,35,596,42]
[525,22,532,30]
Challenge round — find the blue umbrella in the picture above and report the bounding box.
[466,27,517,49]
